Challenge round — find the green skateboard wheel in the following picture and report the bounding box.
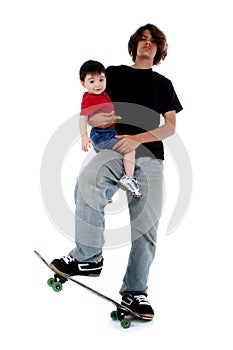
[121,318,131,329]
[52,281,63,292]
[47,277,54,287]
[110,310,117,321]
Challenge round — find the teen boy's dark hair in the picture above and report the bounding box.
[128,23,168,66]
[79,60,106,81]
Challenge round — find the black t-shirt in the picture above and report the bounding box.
[105,65,183,159]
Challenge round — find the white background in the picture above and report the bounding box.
[1,0,233,348]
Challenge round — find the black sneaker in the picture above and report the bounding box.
[50,255,103,278]
[121,294,154,320]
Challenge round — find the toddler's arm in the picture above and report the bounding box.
[79,115,94,152]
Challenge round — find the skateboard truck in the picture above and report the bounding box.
[47,274,68,292]
[111,307,132,329]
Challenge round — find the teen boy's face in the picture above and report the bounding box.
[136,29,158,61]
[81,73,106,95]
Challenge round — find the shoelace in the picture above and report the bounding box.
[62,255,75,264]
[132,178,140,190]
[134,295,150,305]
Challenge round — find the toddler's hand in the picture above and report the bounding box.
[81,135,94,152]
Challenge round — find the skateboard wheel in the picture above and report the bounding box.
[121,318,131,329]
[52,281,63,292]
[47,277,55,287]
[110,310,117,321]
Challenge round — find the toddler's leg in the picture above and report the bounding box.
[123,150,136,177]
[118,151,142,198]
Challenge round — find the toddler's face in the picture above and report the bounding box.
[81,73,106,95]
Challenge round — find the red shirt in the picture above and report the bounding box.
[80,91,116,126]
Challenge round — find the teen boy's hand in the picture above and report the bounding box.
[112,135,141,154]
[88,112,121,128]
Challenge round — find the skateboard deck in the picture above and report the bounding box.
[34,250,152,328]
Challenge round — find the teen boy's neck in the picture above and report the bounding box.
[131,57,153,69]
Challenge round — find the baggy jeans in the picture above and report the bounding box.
[69,150,164,295]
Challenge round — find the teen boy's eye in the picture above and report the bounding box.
[140,36,156,43]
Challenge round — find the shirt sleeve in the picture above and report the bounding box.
[160,79,183,114]
[80,92,115,116]
[80,94,99,115]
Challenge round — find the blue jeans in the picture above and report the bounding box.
[90,126,119,152]
[70,150,164,295]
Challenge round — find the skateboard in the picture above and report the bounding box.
[34,250,152,328]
